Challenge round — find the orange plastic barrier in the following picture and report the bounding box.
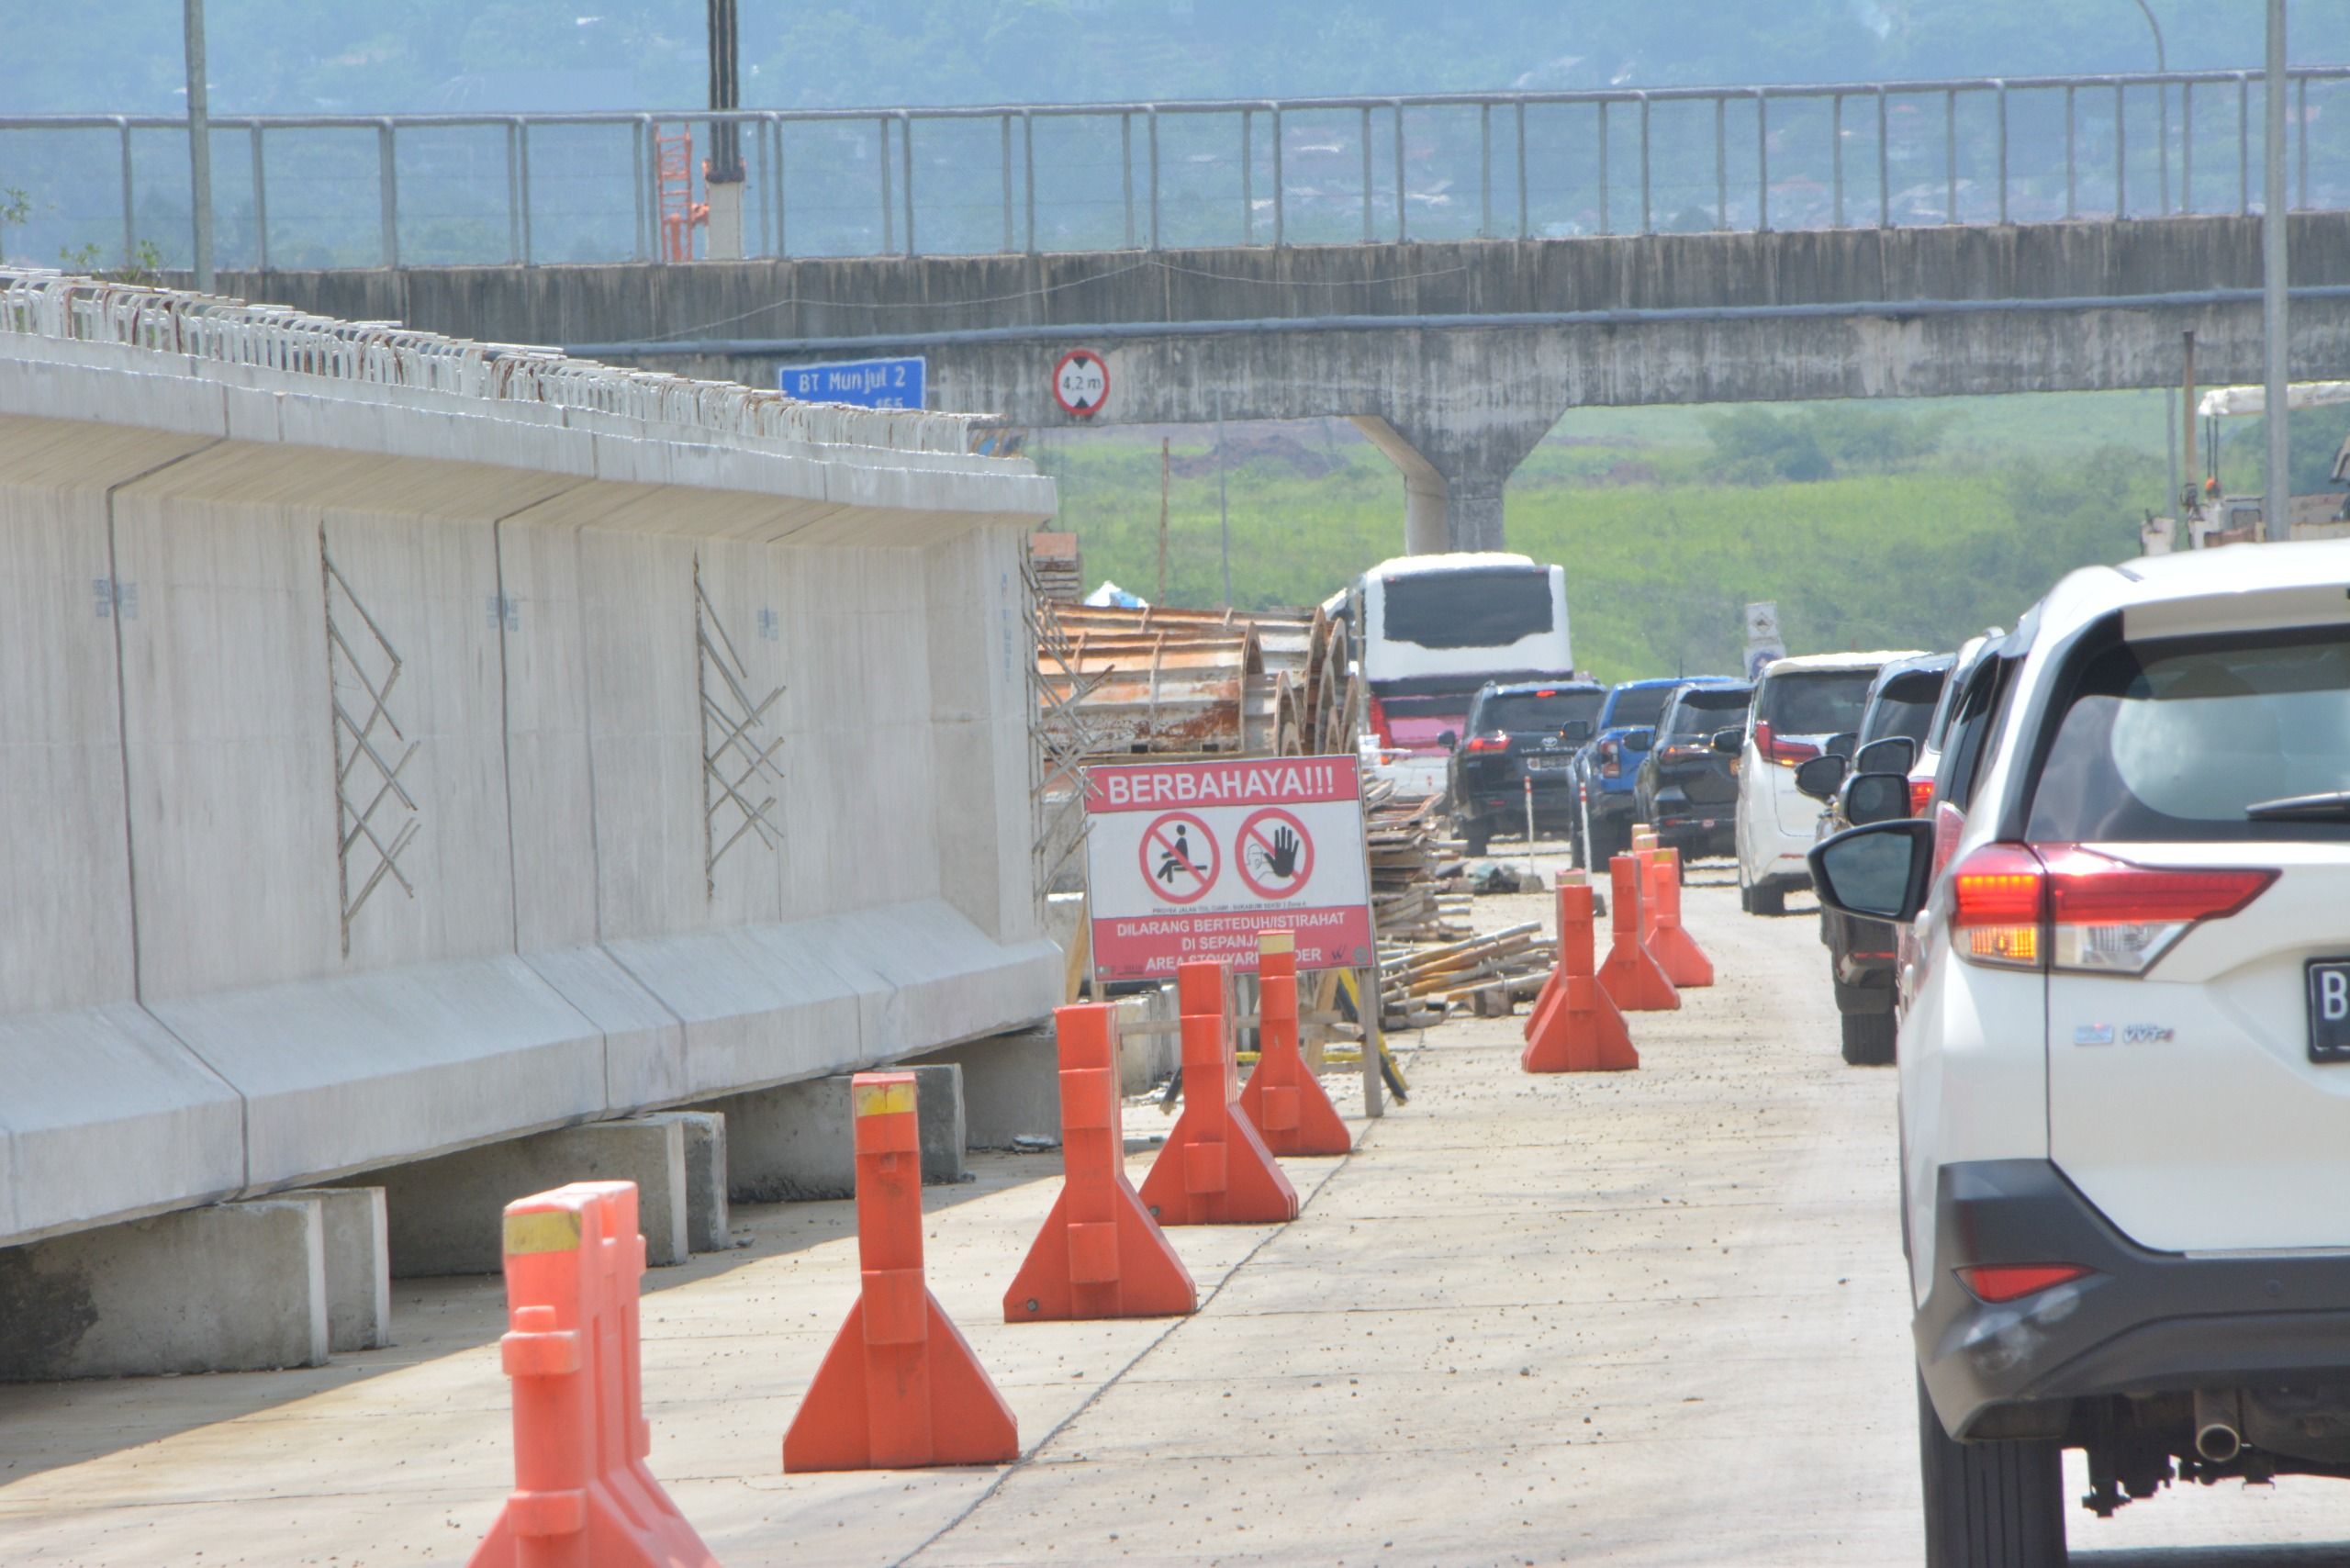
[1597,854,1680,1012]
[783,1073,1019,1473]
[1137,960,1303,1226]
[467,1181,722,1568]
[1522,883,1639,1072]
[1003,1004,1198,1321]
[1237,932,1351,1157]
[1642,847,1715,988]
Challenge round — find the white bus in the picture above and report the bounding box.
[1348,553,1575,797]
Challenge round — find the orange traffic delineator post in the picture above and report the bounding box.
[1522,882,1639,1073]
[1642,846,1716,988]
[1597,854,1680,1012]
[1003,1003,1198,1322]
[1237,932,1352,1157]
[1138,959,1302,1226]
[783,1073,1019,1473]
[467,1181,722,1568]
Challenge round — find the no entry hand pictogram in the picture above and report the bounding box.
[1235,807,1313,900]
[1139,812,1218,904]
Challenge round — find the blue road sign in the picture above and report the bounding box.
[777,356,926,410]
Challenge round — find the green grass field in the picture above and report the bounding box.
[1033,389,2331,684]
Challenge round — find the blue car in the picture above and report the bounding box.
[1567,677,1704,868]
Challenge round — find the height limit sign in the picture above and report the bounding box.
[1085,756,1372,980]
[1052,348,1109,418]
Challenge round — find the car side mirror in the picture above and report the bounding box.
[1793,754,1848,801]
[1438,730,1458,751]
[1823,730,1859,760]
[1841,770,1912,826]
[1808,819,1935,923]
[1560,719,1594,745]
[1708,726,1744,756]
[1621,727,1655,755]
[1853,736,1918,776]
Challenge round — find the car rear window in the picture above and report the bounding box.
[1380,569,1553,649]
[1608,686,1674,728]
[1665,686,1753,736]
[2024,627,2350,843]
[1758,669,1874,737]
[1482,690,1603,733]
[1859,670,1947,747]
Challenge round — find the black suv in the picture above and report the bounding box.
[1445,680,1605,857]
[1631,679,1751,865]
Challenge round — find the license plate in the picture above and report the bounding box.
[2311,960,2350,1063]
[1525,757,1572,773]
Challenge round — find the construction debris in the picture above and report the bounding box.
[1027,532,1084,604]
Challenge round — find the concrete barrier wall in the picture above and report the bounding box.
[0,331,1058,1248]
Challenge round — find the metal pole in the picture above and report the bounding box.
[1002,115,1014,253]
[2166,386,2178,518]
[1832,94,1845,227]
[2132,0,2170,213]
[2183,81,2194,212]
[1481,102,1492,238]
[2183,329,2199,508]
[1877,89,1890,228]
[1216,386,1231,608]
[901,114,914,257]
[1272,107,1285,245]
[1359,967,1386,1117]
[1947,87,1959,223]
[2066,84,2078,218]
[2116,83,2127,218]
[2298,75,2310,209]
[1755,94,1768,232]
[2240,75,2251,216]
[1998,83,2009,223]
[118,119,136,271]
[2263,0,2290,542]
[1029,112,1041,252]
[770,118,786,258]
[377,120,398,268]
[1596,100,1609,236]
[1242,109,1254,244]
[184,0,214,286]
[1362,106,1374,243]
[878,117,892,252]
[1393,104,1406,241]
[1639,95,1651,234]
[1149,108,1160,250]
[1716,96,1729,230]
[505,121,521,263]
[1119,113,1132,249]
[250,123,268,271]
[632,118,647,261]
[1516,102,1528,239]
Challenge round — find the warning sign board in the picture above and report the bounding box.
[1084,756,1372,980]
[1052,348,1110,418]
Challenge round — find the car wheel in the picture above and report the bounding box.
[1463,822,1490,858]
[1918,1374,2066,1568]
[1749,879,1786,917]
[1841,1008,1897,1067]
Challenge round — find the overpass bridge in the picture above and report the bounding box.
[10,68,2350,551]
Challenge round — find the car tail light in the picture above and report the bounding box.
[1908,776,1935,816]
[1753,719,1820,768]
[1930,801,1965,877]
[2041,846,2276,976]
[1949,842,2047,969]
[1956,1263,2094,1304]
[1948,843,2277,975]
[1464,732,1510,754]
[1599,739,1620,778]
[1368,696,1391,745]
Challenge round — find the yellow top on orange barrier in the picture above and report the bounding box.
[852,1077,916,1118]
[503,1209,584,1256]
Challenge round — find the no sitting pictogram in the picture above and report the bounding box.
[1235,807,1313,900]
[1139,812,1219,904]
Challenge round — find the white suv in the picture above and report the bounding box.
[1809,541,2350,1565]
[1734,650,1922,914]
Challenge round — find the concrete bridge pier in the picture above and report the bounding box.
[1353,409,1558,555]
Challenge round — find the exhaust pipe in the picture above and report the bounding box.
[2194,1389,2244,1463]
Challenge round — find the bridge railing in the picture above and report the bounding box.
[2,69,2346,273]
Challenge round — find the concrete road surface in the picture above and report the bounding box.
[4,860,2346,1565]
